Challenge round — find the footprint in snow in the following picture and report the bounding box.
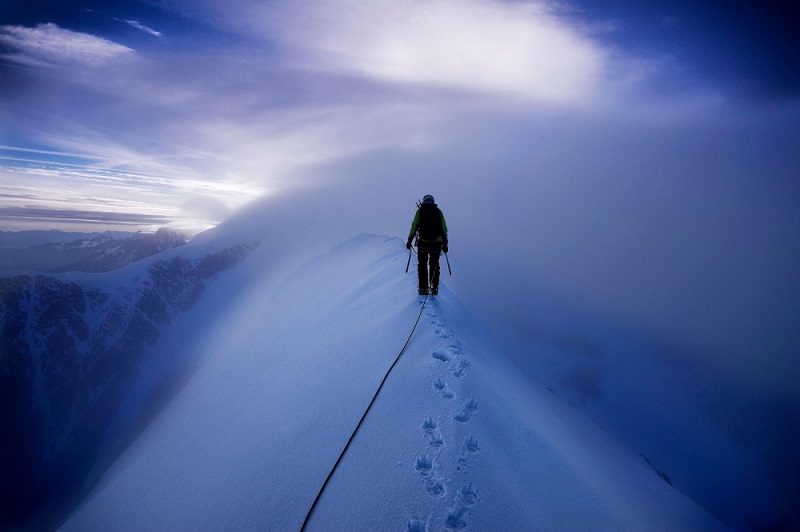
[415,455,446,499]
[415,455,434,478]
[455,483,478,507]
[422,417,445,449]
[434,378,455,399]
[457,436,480,471]
[427,478,446,497]
[445,507,468,531]
[463,436,480,454]
[445,484,479,531]
[432,350,451,362]
[453,358,470,378]
[454,399,478,423]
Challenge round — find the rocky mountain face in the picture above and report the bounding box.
[0,241,257,530]
[0,228,189,273]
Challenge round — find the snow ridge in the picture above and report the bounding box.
[58,235,726,531]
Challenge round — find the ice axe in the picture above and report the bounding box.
[404,202,422,274]
[405,233,418,273]
[444,252,452,275]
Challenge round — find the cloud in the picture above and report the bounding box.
[116,19,164,38]
[0,151,258,233]
[0,23,135,67]
[0,206,173,226]
[190,0,611,105]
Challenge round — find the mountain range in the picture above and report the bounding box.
[0,229,188,273]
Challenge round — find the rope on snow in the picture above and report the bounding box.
[299,293,429,531]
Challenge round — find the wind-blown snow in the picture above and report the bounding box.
[60,234,723,530]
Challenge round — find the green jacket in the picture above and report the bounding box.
[408,204,448,243]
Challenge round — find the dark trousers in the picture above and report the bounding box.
[418,250,441,290]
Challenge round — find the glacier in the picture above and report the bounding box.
[55,233,724,531]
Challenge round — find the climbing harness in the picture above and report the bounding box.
[299,293,429,531]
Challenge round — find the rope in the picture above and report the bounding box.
[299,293,429,531]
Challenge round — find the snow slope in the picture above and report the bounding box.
[0,234,255,530]
[61,234,724,531]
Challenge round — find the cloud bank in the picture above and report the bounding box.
[260,0,609,104]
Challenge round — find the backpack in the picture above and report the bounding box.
[417,202,443,241]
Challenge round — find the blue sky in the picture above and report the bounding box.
[1,1,799,404]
